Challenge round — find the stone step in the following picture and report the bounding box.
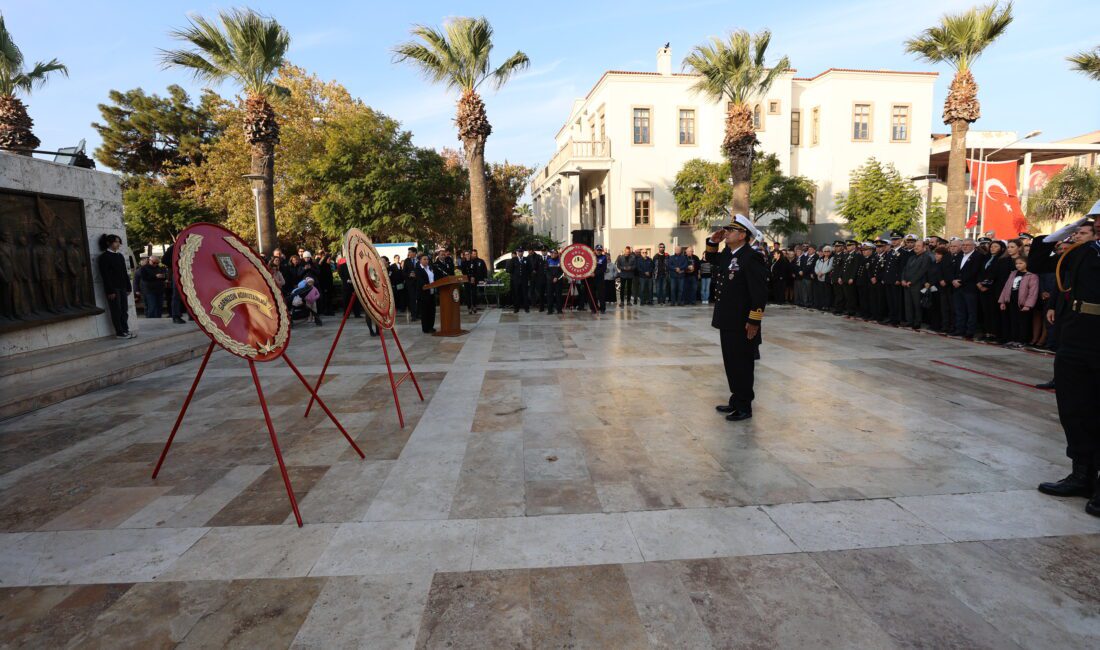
[0,321,210,421]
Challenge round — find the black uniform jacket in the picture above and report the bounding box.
[705,240,768,331]
[98,250,131,293]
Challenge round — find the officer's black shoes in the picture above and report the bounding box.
[172,317,186,324]
[725,410,752,421]
[1035,379,1055,389]
[715,404,736,413]
[1037,462,1096,498]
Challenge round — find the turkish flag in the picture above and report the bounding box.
[1026,163,1066,194]
[965,212,979,229]
[968,159,1028,238]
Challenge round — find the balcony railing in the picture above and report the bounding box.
[538,138,612,184]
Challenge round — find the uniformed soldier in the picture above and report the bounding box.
[872,239,889,320]
[832,240,848,313]
[855,242,876,320]
[1029,204,1100,517]
[545,249,564,315]
[841,240,861,316]
[705,215,769,422]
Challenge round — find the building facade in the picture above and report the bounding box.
[530,46,937,251]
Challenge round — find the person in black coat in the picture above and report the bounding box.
[97,234,133,338]
[768,249,790,304]
[413,254,442,333]
[505,249,530,313]
[461,249,488,314]
[704,216,768,421]
[545,249,565,314]
[402,248,420,320]
[950,238,987,339]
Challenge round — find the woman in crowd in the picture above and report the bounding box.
[784,249,798,303]
[769,248,790,304]
[978,240,1012,343]
[812,246,834,310]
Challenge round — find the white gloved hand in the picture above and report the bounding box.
[1046,217,1089,242]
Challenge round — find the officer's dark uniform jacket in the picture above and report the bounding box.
[704,240,768,334]
[1030,235,1100,357]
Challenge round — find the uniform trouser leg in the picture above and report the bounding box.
[903,286,922,327]
[833,282,845,311]
[421,293,436,332]
[939,287,953,332]
[170,284,183,319]
[547,283,562,313]
[720,328,756,413]
[1054,350,1100,464]
[465,281,478,310]
[406,284,419,319]
[858,286,872,318]
[843,284,858,314]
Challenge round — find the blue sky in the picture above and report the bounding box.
[6,0,1099,173]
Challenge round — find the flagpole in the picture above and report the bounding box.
[977,146,985,238]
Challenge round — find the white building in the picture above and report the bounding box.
[530,46,937,250]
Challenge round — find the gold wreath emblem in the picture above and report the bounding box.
[179,233,289,358]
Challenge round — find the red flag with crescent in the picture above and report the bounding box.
[968,159,1029,238]
[1026,163,1066,195]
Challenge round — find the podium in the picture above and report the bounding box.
[426,275,468,337]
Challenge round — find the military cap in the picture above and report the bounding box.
[889,232,903,240]
[904,233,918,241]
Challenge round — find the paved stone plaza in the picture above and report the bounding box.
[1,305,1098,648]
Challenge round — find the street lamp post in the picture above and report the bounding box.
[977,130,1041,235]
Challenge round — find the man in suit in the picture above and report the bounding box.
[798,245,818,307]
[506,249,530,313]
[414,254,441,333]
[402,248,420,320]
[950,238,986,339]
[527,247,546,311]
[705,214,768,422]
[461,248,488,314]
[841,240,861,316]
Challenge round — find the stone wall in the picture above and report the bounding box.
[0,152,135,357]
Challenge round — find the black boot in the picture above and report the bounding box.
[1034,379,1055,389]
[1088,483,1100,517]
[1038,461,1096,498]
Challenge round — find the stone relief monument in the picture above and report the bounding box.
[0,189,103,332]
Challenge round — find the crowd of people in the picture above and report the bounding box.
[762,225,1097,356]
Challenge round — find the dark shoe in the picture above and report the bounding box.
[725,410,753,422]
[172,317,185,324]
[1035,379,1055,389]
[1087,488,1100,517]
[715,404,736,413]
[1038,461,1096,497]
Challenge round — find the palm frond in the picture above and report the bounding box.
[161,8,289,97]
[0,14,25,73]
[393,16,528,94]
[1068,47,1100,81]
[904,1,1014,71]
[682,29,787,104]
[0,15,67,97]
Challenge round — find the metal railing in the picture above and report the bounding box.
[536,139,612,187]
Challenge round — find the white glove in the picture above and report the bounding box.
[1046,217,1089,242]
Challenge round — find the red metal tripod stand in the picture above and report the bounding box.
[151,342,365,527]
[304,295,424,428]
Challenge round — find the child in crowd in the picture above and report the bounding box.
[998,255,1038,347]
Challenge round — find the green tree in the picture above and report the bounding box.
[905,2,1013,237]
[393,16,530,261]
[926,197,947,237]
[0,14,67,153]
[1027,165,1100,225]
[683,30,789,217]
[671,153,814,238]
[836,158,922,239]
[309,110,467,245]
[161,8,291,256]
[123,178,216,247]
[751,153,815,241]
[1068,46,1100,81]
[487,161,535,256]
[92,85,221,176]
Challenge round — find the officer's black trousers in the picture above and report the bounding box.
[420,291,436,332]
[886,284,903,323]
[871,284,886,320]
[1054,347,1100,465]
[511,279,527,311]
[720,327,757,413]
[546,281,563,313]
[857,285,873,319]
[843,284,859,315]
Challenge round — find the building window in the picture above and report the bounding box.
[598,112,605,141]
[678,109,696,145]
[811,107,820,145]
[633,108,650,144]
[633,190,652,226]
[852,103,871,141]
[790,110,801,146]
[753,104,763,130]
[891,105,910,142]
[768,100,780,115]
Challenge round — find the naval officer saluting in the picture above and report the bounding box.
[706,214,769,421]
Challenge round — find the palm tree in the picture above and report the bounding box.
[393,17,529,261]
[160,9,290,256]
[905,2,1013,237]
[0,14,68,154]
[683,30,789,218]
[1068,46,1100,81]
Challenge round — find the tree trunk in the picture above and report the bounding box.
[723,103,756,218]
[945,119,969,238]
[251,141,277,256]
[465,138,492,261]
